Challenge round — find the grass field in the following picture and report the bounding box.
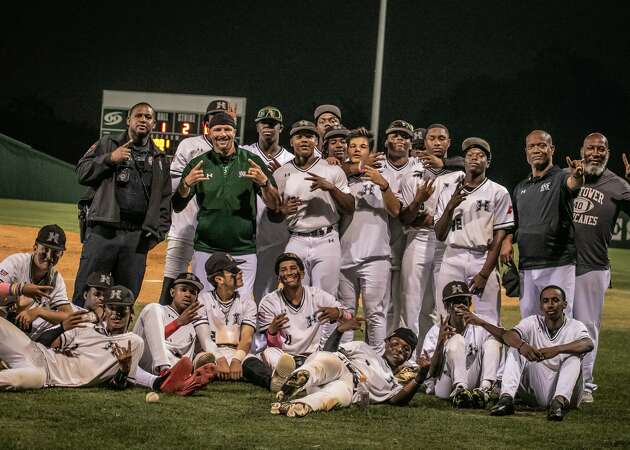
[1,199,630,449]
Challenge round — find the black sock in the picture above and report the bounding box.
[158,277,175,305]
[242,358,272,390]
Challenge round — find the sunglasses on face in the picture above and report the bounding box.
[36,244,63,259]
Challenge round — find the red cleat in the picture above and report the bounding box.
[174,363,217,396]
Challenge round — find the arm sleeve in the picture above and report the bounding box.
[494,187,515,230]
[241,298,258,329]
[614,178,630,215]
[35,324,65,347]
[76,139,116,186]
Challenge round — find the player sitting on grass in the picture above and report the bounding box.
[0,224,73,340]
[271,322,431,417]
[132,272,219,395]
[462,285,593,421]
[421,280,503,408]
[0,285,143,390]
[244,253,349,392]
[198,252,257,381]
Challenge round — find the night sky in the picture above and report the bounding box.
[2,0,630,189]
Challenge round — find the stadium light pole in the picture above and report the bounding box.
[370,0,387,144]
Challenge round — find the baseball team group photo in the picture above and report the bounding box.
[3,2,630,448]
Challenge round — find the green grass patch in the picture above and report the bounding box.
[0,198,79,232]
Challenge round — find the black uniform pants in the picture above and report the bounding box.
[72,225,151,306]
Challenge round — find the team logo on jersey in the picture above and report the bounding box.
[0,269,8,277]
[239,171,247,177]
[476,200,490,212]
[574,198,595,214]
[359,184,375,196]
[233,313,241,324]
[306,314,317,328]
[540,182,551,192]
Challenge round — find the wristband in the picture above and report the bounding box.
[260,178,269,188]
[380,183,389,192]
[232,349,246,362]
[164,320,180,338]
[0,282,10,297]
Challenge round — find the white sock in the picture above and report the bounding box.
[135,367,158,389]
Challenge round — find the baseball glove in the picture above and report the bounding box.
[394,366,418,385]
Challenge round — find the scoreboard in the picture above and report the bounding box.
[100,90,247,154]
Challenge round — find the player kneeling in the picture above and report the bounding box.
[422,281,503,408]
[0,285,142,390]
[244,253,349,392]
[271,322,430,417]
[463,285,593,421]
[132,272,218,395]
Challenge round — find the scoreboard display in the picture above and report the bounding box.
[100,90,247,155]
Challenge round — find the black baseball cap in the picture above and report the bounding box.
[206,99,231,115]
[86,271,113,289]
[172,272,204,292]
[289,120,318,137]
[323,125,350,142]
[36,224,66,251]
[387,327,418,354]
[104,285,135,307]
[385,120,414,139]
[205,252,246,278]
[442,281,473,304]
[275,252,305,275]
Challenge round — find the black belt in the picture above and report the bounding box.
[289,225,334,238]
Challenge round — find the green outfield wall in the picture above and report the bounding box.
[0,133,84,203]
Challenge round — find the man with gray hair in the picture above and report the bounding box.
[570,132,630,403]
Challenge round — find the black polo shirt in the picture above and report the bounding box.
[513,165,576,270]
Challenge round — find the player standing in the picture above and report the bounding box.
[398,124,464,349]
[241,106,295,302]
[434,138,513,324]
[571,133,630,402]
[158,100,233,305]
[271,120,354,297]
[338,127,401,352]
[501,130,584,318]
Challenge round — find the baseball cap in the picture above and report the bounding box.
[275,252,305,275]
[205,252,246,277]
[206,99,231,115]
[208,112,236,130]
[314,104,342,122]
[36,224,66,251]
[86,271,113,289]
[172,272,204,292]
[104,285,135,307]
[412,128,426,143]
[255,106,283,124]
[289,120,318,137]
[385,120,414,139]
[323,125,350,142]
[387,327,418,354]
[462,137,492,159]
[442,281,473,303]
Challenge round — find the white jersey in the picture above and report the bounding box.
[258,286,341,355]
[43,324,144,387]
[198,291,257,346]
[133,303,209,360]
[340,171,397,268]
[435,178,514,251]
[338,341,403,403]
[0,253,70,339]
[513,315,590,371]
[242,143,295,251]
[399,166,465,233]
[273,158,351,233]
[380,158,420,264]
[167,135,213,241]
[422,323,494,369]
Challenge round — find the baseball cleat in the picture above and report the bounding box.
[547,398,566,421]
[471,387,490,409]
[158,356,193,393]
[270,353,296,393]
[489,394,515,416]
[193,352,216,370]
[277,369,310,401]
[270,401,311,418]
[581,391,594,404]
[450,384,474,408]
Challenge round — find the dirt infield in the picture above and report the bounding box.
[0,224,166,304]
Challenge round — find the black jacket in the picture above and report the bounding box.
[76,132,171,241]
